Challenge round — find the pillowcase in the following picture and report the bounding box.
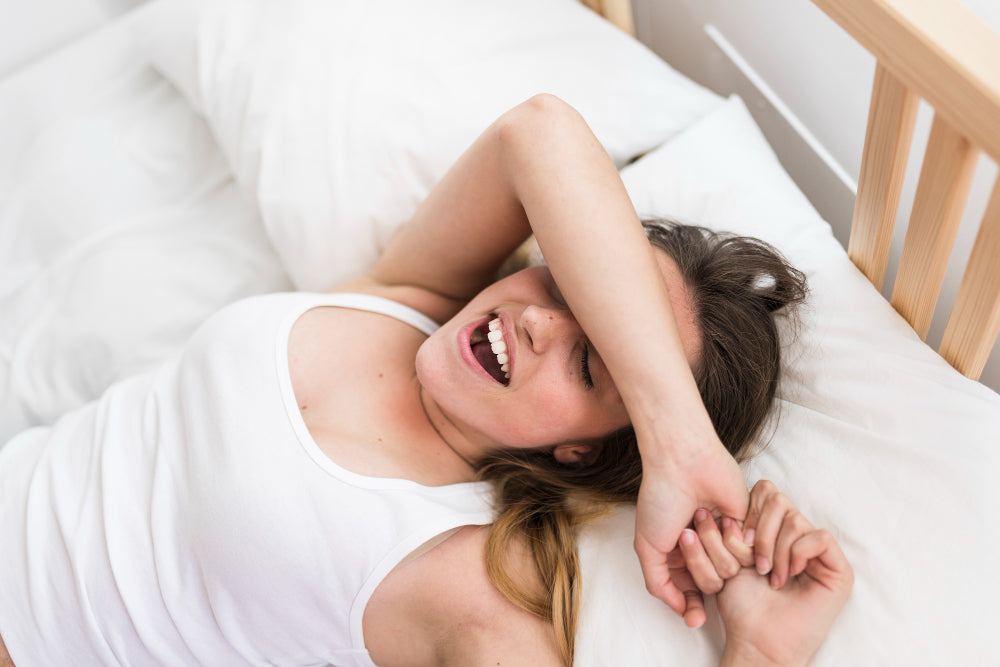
[574,96,1000,666]
[133,0,722,290]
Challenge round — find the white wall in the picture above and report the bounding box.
[633,0,1000,393]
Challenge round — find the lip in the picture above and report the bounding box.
[457,312,515,386]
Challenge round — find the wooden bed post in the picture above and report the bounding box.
[848,64,918,290]
[940,180,1000,379]
[890,115,979,339]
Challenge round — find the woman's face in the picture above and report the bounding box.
[415,248,701,461]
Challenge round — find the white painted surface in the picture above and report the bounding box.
[634,0,1000,392]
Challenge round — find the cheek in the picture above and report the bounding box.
[501,384,598,445]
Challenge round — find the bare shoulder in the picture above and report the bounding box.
[0,631,14,667]
[330,275,467,326]
[364,525,564,667]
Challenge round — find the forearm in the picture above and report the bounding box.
[499,95,719,462]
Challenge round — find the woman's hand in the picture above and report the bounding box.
[661,508,754,627]
[679,480,854,666]
[634,438,749,617]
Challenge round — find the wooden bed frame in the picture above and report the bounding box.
[583,0,1000,382]
[817,0,1000,381]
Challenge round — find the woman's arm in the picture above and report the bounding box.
[335,101,535,323]
[346,94,748,615]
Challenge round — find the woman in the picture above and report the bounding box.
[0,94,847,666]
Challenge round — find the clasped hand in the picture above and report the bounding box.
[669,480,854,666]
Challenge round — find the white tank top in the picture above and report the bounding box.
[0,292,494,666]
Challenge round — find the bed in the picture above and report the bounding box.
[1,0,998,664]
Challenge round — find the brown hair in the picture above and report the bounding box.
[478,220,807,665]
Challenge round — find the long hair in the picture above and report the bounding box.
[478,220,807,665]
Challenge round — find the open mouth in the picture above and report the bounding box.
[469,315,510,386]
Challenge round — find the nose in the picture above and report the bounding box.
[519,304,583,353]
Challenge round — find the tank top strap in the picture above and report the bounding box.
[305,292,440,336]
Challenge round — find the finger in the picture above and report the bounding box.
[790,529,854,591]
[682,587,708,628]
[752,489,795,576]
[741,479,779,549]
[679,529,725,594]
[694,510,741,579]
[721,515,755,567]
[635,536,687,616]
[770,510,814,589]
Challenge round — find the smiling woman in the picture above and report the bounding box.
[0,95,832,667]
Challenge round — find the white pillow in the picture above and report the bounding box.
[133,0,722,291]
[0,13,291,441]
[574,96,1000,665]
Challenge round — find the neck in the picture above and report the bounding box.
[413,380,482,480]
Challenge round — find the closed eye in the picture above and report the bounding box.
[580,343,595,390]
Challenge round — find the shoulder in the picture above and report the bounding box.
[364,525,563,667]
[328,276,467,327]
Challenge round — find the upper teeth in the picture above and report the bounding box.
[488,317,510,379]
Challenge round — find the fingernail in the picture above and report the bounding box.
[721,516,732,530]
[756,556,770,575]
[694,509,709,522]
[681,529,696,546]
[743,528,755,547]
[770,572,780,589]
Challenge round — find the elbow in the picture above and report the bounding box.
[518,93,577,118]
[494,94,584,171]
[496,93,581,146]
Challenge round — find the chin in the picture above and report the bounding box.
[413,338,436,388]
[415,337,458,408]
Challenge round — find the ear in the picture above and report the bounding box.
[552,442,603,468]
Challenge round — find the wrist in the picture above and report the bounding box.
[720,638,810,667]
[720,639,786,667]
[633,415,724,472]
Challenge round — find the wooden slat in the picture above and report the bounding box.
[848,64,919,289]
[890,114,979,338]
[812,0,1000,163]
[600,0,635,36]
[578,0,635,36]
[940,178,1000,379]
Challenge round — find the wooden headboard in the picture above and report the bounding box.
[809,0,1000,380]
